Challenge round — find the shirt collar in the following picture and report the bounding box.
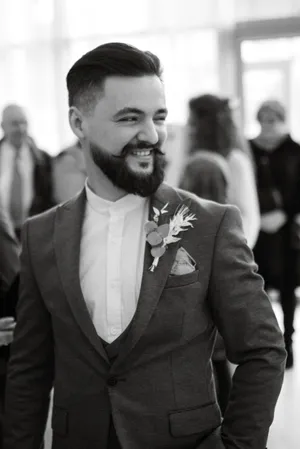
[2,140,30,155]
[85,180,148,215]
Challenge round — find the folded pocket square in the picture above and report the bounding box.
[170,247,196,276]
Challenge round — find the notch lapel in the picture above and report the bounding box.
[112,184,192,371]
[54,189,109,364]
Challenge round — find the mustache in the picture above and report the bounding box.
[113,141,165,159]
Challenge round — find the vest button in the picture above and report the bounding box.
[107,377,118,387]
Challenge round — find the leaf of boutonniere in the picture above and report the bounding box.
[161,203,169,213]
[145,221,158,235]
[147,231,163,246]
[151,246,166,258]
[157,223,169,238]
[153,207,160,216]
[164,236,181,244]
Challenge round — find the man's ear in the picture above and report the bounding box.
[69,107,85,139]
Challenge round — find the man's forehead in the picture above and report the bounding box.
[101,75,166,111]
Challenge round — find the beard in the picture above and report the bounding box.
[90,140,166,197]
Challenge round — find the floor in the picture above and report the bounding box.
[44,302,300,448]
[267,301,299,449]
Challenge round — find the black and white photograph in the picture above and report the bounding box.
[0,1,300,448]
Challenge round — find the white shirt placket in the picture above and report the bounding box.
[106,210,124,342]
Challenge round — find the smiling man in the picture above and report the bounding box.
[3,43,286,449]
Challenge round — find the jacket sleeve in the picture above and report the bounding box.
[208,205,286,449]
[3,220,54,449]
[0,205,20,301]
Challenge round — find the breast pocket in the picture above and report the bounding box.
[165,270,199,289]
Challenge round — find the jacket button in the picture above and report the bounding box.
[107,377,118,387]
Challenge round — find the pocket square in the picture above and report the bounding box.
[170,247,196,276]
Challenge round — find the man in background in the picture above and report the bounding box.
[0,202,19,445]
[0,105,54,239]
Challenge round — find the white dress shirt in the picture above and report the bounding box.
[0,141,34,220]
[79,183,149,343]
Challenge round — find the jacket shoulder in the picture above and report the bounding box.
[175,186,242,230]
[176,187,228,215]
[25,204,60,240]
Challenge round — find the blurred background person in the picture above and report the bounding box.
[183,94,260,250]
[180,94,261,415]
[180,151,231,415]
[52,139,86,203]
[0,105,54,239]
[0,201,19,446]
[249,99,300,369]
[180,150,229,203]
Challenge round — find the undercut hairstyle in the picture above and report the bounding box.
[66,42,163,114]
[188,94,238,158]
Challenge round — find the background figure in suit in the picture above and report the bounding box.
[52,140,87,204]
[0,105,54,239]
[250,99,300,369]
[4,43,285,449]
[0,202,19,445]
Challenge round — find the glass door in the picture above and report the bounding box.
[238,33,300,141]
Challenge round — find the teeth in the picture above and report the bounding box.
[132,150,151,156]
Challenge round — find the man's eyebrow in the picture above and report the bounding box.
[113,108,143,119]
[113,107,168,119]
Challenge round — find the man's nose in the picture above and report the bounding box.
[137,121,159,145]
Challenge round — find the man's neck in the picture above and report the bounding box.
[6,138,23,151]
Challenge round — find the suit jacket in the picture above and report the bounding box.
[3,183,286,449]
[0,205,20,374]
[0,137,55,221]
[0,205,19,302]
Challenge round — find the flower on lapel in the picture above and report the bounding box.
[145,203,196,272]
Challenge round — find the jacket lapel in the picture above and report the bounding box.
[54,189,109,364]
[112,184,192,371]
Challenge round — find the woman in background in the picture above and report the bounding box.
[249,99,300,369]
[182,94,260,250]
[180,94,260,415]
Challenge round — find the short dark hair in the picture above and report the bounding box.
[188,94,237,157]
[66,42,163,114]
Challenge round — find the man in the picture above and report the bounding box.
[4,43,286,449]
[52,139,87,203]
[249,99,300,369]
[0,202,19,443]
[0,105,54,239]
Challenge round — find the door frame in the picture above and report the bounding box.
[234,17,300,127]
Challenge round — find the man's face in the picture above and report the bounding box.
[258,109,284,137]
[1,107,28,148]
[80,75,168,196]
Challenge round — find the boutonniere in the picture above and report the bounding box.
[145,203,196,272]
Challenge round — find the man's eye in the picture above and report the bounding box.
[119,117,138,122]
[155,116,167,122]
